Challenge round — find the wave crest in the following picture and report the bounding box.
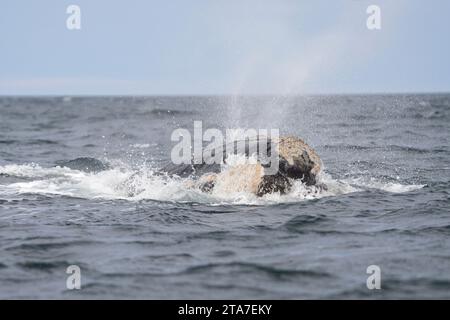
[0,160,425,205]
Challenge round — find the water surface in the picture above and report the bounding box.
[0,95,449,299]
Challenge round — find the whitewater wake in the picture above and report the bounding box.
[0,159,425,205]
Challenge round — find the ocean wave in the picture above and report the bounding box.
[0,160,425,205]
[149,108,197,116]
[341,176,425,193]
[182,262,331,279]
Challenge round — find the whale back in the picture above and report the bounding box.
[159,135,322,186]
[160,136,273,177]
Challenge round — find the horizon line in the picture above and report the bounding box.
[1,91,450,98]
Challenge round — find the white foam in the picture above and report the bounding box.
[0,163,77,179]
[342,176,425,193]
[0,162,425,205]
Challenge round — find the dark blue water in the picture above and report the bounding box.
[0,95,449,299]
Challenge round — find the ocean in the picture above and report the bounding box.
[0,94,449,299]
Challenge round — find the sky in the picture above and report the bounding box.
[0,0,449,95]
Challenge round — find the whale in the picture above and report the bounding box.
[56,136,324,197]
[160,135,324,196]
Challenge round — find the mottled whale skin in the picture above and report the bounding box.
[161,136,324,196]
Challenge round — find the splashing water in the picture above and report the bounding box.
[0,157,425,206]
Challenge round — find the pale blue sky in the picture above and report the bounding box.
[1,0,449,95]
